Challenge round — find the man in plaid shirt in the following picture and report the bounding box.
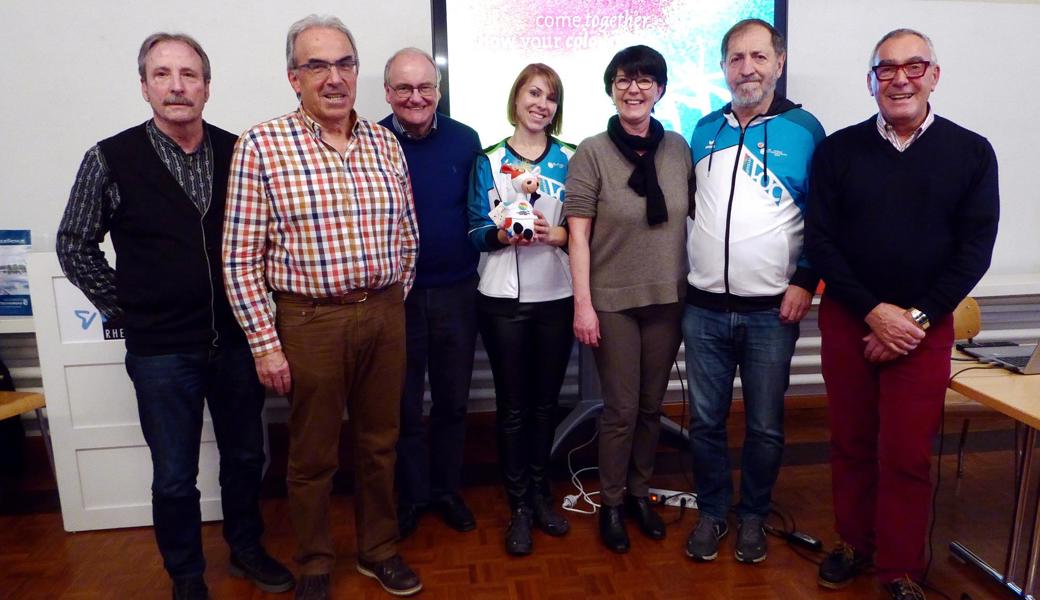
[222,14,419,600]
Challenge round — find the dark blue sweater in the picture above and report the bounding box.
[379,113,482,289]
[805,116,999,321]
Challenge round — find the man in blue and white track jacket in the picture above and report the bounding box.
[683,18,825,565]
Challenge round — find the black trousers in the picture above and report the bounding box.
[478,297,574,508]
[396,276,479,507]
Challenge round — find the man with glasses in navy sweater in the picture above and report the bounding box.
[378,47,483,541]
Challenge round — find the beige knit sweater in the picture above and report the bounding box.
[562,130,692,312]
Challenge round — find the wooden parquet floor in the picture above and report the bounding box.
[0,407,1024,599]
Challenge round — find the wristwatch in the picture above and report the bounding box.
[908,307,930,330]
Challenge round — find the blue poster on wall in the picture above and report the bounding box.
[0,230,32,316]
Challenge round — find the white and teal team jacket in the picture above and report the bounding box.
[467,138,575,302]
[687,97,825,299]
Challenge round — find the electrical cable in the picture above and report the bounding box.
[561,425,600,515]
[672,357,696,494]
[659,492,696,524]
[914,366,994,600]
[561,357,695,519]
[923,395,944,582]
[663,357,699,526]
[765,503,827,565]
[661,494,693,524]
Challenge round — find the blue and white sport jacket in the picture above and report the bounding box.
[467,138,575,302]
[687,96,825,308]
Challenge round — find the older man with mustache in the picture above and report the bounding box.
[57,32,293,600]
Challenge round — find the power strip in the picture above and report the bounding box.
[648,487,698,508]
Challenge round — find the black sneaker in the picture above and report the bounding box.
[685,514,728,561]
[818,541,872,589]
[172,576,209,600]
[885,576,926,599]
[357,555,423,596]
[433,494,476,532]
[734,515,767,563]
[293,574,329,600]
[229,547,295,593]
[505,505,534,555]
[532,496,570,536]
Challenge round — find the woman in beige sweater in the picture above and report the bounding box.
[563,45,692,554]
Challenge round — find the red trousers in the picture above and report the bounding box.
[819,295,953,582]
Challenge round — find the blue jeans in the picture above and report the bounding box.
[125,341,266,579]
[682,304,798,521]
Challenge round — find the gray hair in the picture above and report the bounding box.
[720,18,786,61]
[869,28,938,71]
[286,14,358,70]
[383,47,442,86]
[138,33,211,82]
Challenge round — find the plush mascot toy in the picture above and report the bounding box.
[489,164,541,241]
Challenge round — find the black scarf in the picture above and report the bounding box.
[607,115,668,226]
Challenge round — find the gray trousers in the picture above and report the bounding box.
[594,302,683,506]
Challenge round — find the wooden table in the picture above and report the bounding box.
[949,357,1040,598]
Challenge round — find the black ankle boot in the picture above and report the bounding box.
[599,505,630,553]
[505,505,533,556]
[532,495,570,536]
[624,495,666,540]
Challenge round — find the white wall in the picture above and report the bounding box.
[787,0,1040,279]
[0,0,432,249]
[1,0,1036,281]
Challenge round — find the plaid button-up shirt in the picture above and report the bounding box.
[223,108,418,356]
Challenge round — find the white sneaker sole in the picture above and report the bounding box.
[356,563,423,597]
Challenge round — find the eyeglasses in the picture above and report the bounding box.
[391,84,437,99]
[294,56,359,77]
[871,61,931,81]
[613,76,656,91]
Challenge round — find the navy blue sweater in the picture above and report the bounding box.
[379,114,482,289]
[805,116,999,321]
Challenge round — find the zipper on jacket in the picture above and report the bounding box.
[198,207,220,349]
[722,116,762,311]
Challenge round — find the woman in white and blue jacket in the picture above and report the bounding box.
[467,63,575,557]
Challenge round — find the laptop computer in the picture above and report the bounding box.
[962,342,1040,375]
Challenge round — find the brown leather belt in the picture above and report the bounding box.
[275,289,374,305]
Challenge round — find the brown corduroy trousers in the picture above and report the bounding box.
[276,284,405,575]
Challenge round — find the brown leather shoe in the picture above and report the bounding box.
[357,555,423,596]
[293,574,329,600]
